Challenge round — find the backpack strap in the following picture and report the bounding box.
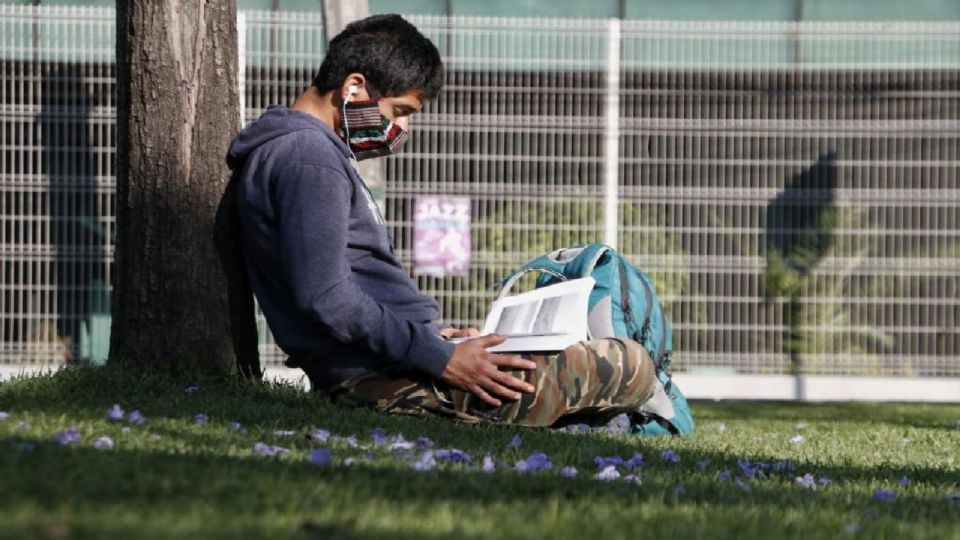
[497,266,567,300]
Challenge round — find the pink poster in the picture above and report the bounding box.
[413,196,471,276]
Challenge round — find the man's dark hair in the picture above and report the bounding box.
[314,14,443,99]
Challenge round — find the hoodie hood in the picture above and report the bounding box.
[227,105,350,170]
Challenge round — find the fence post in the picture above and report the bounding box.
[236,11,246,126]
[603,17,621,249]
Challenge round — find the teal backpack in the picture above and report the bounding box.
[499,243,694,436]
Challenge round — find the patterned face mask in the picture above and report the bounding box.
[341,98,409,161]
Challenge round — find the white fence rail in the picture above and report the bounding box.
[2,6,958,398]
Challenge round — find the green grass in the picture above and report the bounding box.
[1,367,958,540]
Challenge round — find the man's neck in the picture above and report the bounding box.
[291,86,338,132]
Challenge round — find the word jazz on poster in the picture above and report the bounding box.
[413,196,471,277]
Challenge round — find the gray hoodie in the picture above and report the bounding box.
[227,105,454,389]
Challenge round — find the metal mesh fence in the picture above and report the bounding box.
[1,6,957,378]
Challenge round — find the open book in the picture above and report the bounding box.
[451,277,595,353]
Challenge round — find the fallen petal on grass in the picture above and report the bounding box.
[106,404,124,421]
[194,414,209,425]
[53,428,80,445]
[873,489,896,502]
[127,410,145,425]
[660,449,680,464]
[94,436,114,449]
[310,448,332,467]
[0,411,9,420]
[253,442,290,456]
[560,466,578,478]
[595,465,620,481]
[795,473,816,490]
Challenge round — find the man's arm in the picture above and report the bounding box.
[276,161,453,377]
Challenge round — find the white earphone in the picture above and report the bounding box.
[346,84,358,101]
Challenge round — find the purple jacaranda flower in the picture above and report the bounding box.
[16,421,30,430]
[625,452,645,470]
[873,489,896,502]
[717,470,733,483]
[697,459,711,471]
[0,411,9,420]
[737,460,759,479]
[945,493,960,502]
[121,427,132,435]
[341,435,358,448]
[843,523,861,535]
[795,473,816,490]
[10,441,35,452]
[184,386,201,394]
[194,414,209,425]
[623,474,642,485]
[898,475,911,487]
[773,460,796,473]
[560,423,591,433]
[228,421,242,431]
[412,450,436,471]
[660,449,680,464]
[371,427,388,445]
[434,449,471,463]
[508,435,523,449]
[94,436,114,449]
[107,404,125,421]
[520,452,552,472]
[594,455,624,469]
[481,454,496,473]
[595,465,621,481]
[818,477,833,486]
[735,477,752,492]
[560,466,578,478]
[273,430,296,437]
[415,436,434,448]
[127,410,145,426]
[253,442,289,456]
[388,436,415,452]
[789,434,805,444]
[53,428,80,445]
[310,429,330,442]
[310,448,332,467]
[606,413,631,436]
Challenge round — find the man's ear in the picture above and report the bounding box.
[341,73,367,101]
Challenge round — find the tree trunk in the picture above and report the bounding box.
[112,0,239,375]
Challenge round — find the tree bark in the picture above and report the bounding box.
[113,0,239,375]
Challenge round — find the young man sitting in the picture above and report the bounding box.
[227,14,656,426]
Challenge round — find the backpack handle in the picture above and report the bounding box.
[496,267,567,301]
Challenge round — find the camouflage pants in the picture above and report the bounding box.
[323,338,656,427]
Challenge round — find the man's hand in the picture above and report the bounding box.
[440,334,537,407]
[440,326,481,340]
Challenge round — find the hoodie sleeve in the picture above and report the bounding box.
[274,161,454,378]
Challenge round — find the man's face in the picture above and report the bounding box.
[376,89,422,131]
